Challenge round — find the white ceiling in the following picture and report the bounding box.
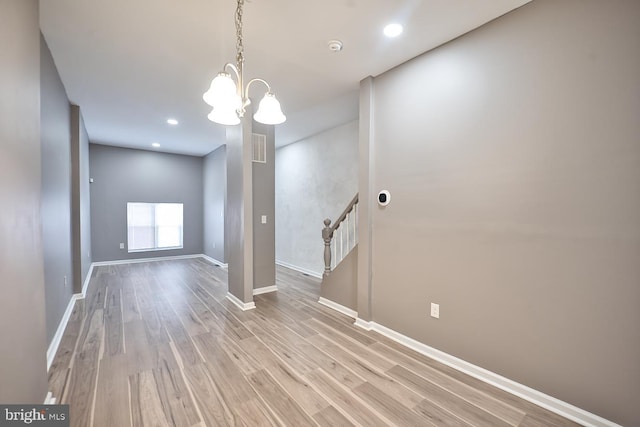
[39,0,529,156]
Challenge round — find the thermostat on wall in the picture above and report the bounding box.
[377,190,391,206]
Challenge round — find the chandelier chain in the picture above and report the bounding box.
[235,0,244,67]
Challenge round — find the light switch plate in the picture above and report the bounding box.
[261,215,267,224]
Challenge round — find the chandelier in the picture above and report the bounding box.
[203,0,286,126]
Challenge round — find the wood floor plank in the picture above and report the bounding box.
[306,333,423,408]
[172,336,205,367]
[152,357,201,426]
[263,360,330,417]
[246,369,317,426]
[104,286,124,356]
[236,336,277,371]
[243,321,317,376]
[139,304,171,345]
[313,405,356,427]
[373,341,526,425]
[241,327,365,392]
[192,332,260,405]
[233,398,281,427]
[64,308,103,427]
[66,347,100,427]
[130,276,155,311]
[193,285,254,340]
[388,364,514,427]
[369,332,580,427]
[254,297,318,338]
[124,319,156,375]
[76,305,104,354]
[354,381,437,426]
[121,287,141,323]
[183,363,239,426]
[129,370,170,427]
[93,355,131,427]
[165,295,209,337]
[182,288,225,337]
[412,397,474,427]
[219,336,263,374]
[305,317,395,371]
[305,368,391,427]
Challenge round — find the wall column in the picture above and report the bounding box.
[225,110,255,307]
[357,76,374,322]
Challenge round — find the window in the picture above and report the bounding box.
[127,202,183,252]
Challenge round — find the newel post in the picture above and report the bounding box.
[322,218,333,277]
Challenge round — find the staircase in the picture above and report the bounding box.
[319,194,358,314]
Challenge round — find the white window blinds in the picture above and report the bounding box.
[127,202,183,252]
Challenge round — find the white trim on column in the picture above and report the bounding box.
[81,264,94,296]
[353,318,373,331]
[318,297,357,319]
[354,319,621,427]
[275,260,322,279]
[44,392,56,405]
[253,285,277,295]
[226,292,256,311]
[199,254,228,268]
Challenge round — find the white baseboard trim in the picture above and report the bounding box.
[81,263,94,296]
[199,254,228,268]
[226,292,256,311]
[355,319,620,427]
[44,392,56,404]
[92,254,201,266]
[318,297,357,319]
[47,263,96,373]
[46,293,81,371]
[275,260,322,279]
[353,318,374,331]
[253,285,278,295]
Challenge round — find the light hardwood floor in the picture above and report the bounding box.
[48,258,579,427]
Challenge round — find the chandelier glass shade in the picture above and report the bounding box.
[203,0,286,125]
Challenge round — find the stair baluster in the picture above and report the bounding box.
[322,193,359,277]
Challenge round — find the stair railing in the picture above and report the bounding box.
[322,193,358,277]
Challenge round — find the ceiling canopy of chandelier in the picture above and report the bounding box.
[203,0,286,126]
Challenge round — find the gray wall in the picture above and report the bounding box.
[40,34,74,344]
[321,246,358,310]
[89,144,204,261]
[275,121,358,276]
[253,122,276,290]
[203,145,226,263]
[0,0,49,403]
[362,1,640,425]
[70,105,92,292]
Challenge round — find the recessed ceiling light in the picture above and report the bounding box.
[152,142,160,148]
[166,118,179,125]
[384,23,403,38]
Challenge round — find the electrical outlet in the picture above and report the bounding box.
[430,302,440,319]
[119,242,125,249]
[261,215,267,224]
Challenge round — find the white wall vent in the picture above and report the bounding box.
[252,133,267,163]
